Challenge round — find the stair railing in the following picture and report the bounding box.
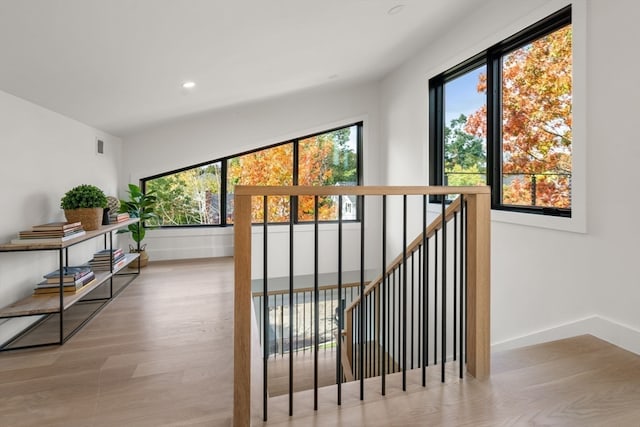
[233,186,490,426]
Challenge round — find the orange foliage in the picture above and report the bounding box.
[227,137,339,223]
[228,144,293,223]
[466,25,572,208]
[298,136,337,221]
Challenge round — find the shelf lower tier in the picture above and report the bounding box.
[0,253,139,317]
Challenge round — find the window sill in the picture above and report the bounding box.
[491,209,585,234]
[428,203,586,234]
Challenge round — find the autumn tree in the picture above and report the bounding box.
[225,128,358,223]
[465,25,572,208]
[149,127,357,225]
[227,144,293,223]
[298,135,337,221]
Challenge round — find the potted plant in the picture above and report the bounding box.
[118,183,158,267]
[60,184,108,231]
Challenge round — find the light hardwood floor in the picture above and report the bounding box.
[0,257,235,427]
[1,258,640,426]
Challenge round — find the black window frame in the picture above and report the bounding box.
[429,5,572,217]
[141,121,363,227]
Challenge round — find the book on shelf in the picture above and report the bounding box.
[35,271,96,291]
[11,230,86,244]
[91,257,127,271]
[89,249,125,266]
[30,221,82,232]
[18,228,84,238]
[43,266,93,283]
[33,278,96,295]
[92,248,125,259]
[109,212,130,222]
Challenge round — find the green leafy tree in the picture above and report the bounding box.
[444,114,486,186]
[148,164,221,225]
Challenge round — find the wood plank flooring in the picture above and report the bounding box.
[1,257,640,426]
[264,336,640,426]
[0,257,234,427]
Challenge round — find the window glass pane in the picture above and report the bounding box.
[444,66,487,190]
[298,126,358,221]
[146,162,222,225]
[227,143,293,223]
[500,24,572,208]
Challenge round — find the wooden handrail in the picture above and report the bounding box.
[233,186,490,427]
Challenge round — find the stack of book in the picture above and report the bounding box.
[89,248,126,271]
[12,221,86,244]
[109,212,130,223]
[34,266,95,295]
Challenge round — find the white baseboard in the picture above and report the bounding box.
[491,315,640,356]
[148,245,234,261]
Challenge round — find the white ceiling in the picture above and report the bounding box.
[0,0,485,137]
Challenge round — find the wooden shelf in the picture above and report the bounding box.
[0,253,139,317]
[0,218,139,252]
[0,217,143,351]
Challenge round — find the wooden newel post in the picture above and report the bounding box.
[465,192,491,380]
[234,193,252,426]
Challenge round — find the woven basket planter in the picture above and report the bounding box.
[64,207,103,231]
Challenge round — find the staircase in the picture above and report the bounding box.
[233,185,490,426]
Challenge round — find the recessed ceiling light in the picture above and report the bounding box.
[182,81,196,89]
[387,4,405,15]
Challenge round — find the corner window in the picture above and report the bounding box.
[429,6,572,216]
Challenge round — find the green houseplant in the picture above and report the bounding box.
[118,183,158,267]
[60,184,108,231]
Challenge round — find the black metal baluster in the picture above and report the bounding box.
[367,292,370,379]
[453,204,458,362]
[422,195,428,386]
[418,244,422,373]
[263,195,269,422]
[460,196,466,378]
[314,196,319,411]
[381,195,386,395]
[402,195,407,390]
[337,195,343,404]
[387,274,391,374]
[411,250,415,370]
[441,195,447,383]
[359,196,366,400]
[434,231,438,367]
[289,197,294,415]
[392,268,396,374]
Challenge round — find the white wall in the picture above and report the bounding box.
[585,0,640,352]
[0,90,122,341]
[380,0,640,354]
[122,82,383,277]
[117,0,640,355]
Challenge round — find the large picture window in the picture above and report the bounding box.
[429,6,572,216]
[143,122,362,226]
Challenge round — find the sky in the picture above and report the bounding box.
[444,66,486,126]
